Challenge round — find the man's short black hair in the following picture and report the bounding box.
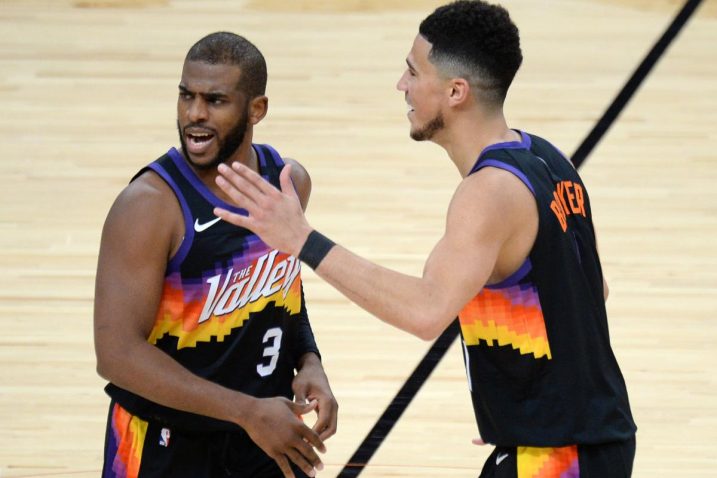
[185,31,267,99]
[419,0,522,105]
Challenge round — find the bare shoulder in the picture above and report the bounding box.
[452,166,533,218]
[283,157,312,210]
[108,171,174,224]
[102,170,182,256]
[95,170,183,340]
[445,166,537,250]
[448,166,538,282]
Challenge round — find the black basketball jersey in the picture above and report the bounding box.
[105,144,319,431]
[459,131,636,446]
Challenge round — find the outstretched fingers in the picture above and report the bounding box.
[213,206,252,231]
[279,163,296,197]
[216,163,262,210]
[215,160,309,256]
[229,161,274,190]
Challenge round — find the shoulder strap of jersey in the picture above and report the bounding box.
[130,150,208,273]
[471,152,538,198]
[254,143,285,188]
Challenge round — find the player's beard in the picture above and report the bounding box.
[178,107,249,171]
[410,111,445,141]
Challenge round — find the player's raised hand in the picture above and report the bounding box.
[214,162,312,256]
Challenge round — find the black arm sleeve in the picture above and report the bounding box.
[292,282,321,366]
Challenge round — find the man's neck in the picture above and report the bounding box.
[438,113,519,178]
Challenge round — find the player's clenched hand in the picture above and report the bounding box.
[243,396,326,478]
[293,354,338,441]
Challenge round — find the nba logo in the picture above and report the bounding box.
[159,428,171,447]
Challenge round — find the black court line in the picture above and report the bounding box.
[336,0,703,476]
[572,0,703,168]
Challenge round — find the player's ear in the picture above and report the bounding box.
[447,78,470,107]
[249,95,268,125]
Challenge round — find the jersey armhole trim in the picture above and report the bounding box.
[485,258,532,289]
[257,143,302,197]
[147,162,193,273]
[258,143,285,168]
[473,159,536,196]
[472,158,535,289]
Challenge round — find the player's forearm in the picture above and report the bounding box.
[95,335,256,427]
[293,284,321,363]
[297,351,322,370]
[311,245,452,340]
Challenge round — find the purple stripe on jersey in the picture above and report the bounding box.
[486,258,532,289]
[103,406,121,478]
[256,143,300,194]
[474,159,536,196]
[167,147,246,214]
[562,459,580,478]
[261,143,286,167]
[255,143,268,169]
[479,130,531,157]
[148,162,194,273]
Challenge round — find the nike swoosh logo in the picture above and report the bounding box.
[194,217,221,232]
[496,452,509,465]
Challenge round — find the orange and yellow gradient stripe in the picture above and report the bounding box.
[518,445,579,478]
[106,403,147,478]
[460,284,551,360]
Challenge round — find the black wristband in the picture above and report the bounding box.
[298,230,335,269]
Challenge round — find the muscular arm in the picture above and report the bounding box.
[94,173,257,424]
[214,162,537,341]
[94,171,325,477]
[285,157,311,211]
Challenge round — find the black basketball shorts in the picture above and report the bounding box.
[102,401,311,478]
[478,436,636,478]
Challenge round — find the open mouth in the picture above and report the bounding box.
[185,130,215,154]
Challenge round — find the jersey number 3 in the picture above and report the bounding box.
[257,327,283,377]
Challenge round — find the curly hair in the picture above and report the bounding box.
[419,0,522,105]
[185,32,267,99]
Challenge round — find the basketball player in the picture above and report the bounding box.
[93,32,336,478]
[212,2,637,477]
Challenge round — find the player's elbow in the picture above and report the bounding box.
[411,311,453,341]
[415,326,442,341]
[96,358,110,381]
[94,328,125,382]
[95,344,117,381]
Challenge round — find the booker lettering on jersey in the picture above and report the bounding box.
[212,3,637,477]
